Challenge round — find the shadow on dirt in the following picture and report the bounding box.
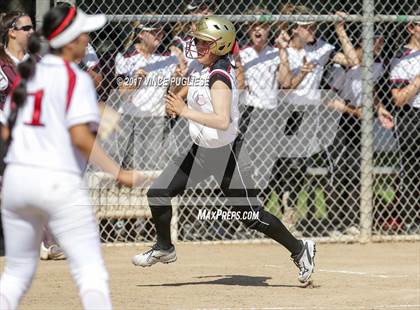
[136,274,318,288]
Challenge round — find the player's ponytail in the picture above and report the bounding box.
[11,33,41,108]
[7,33,41,143]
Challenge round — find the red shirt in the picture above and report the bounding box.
[0,57,18,110]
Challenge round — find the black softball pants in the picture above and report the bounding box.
[147,137,302,255]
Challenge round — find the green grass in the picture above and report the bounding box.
[265,186,395,220]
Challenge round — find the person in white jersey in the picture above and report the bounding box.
[0,11,33,174]
[389,8,420,234]
[131,16,316,284]
[238,6,293,124]
[0,11,33,110]
[112,20,183,241]
[324,12,394,236]
[114,20,181,171]
[0,10,33,255]
[0,6,142,309]
[266,4,338,231]
[39,2,108,261]
[237,6,295,210]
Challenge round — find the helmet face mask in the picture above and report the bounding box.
[185,37,218,59]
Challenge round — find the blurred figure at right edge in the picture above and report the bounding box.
[389,7,420,234]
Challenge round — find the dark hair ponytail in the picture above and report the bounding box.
[7,33,41,143]
[11,33,41,104]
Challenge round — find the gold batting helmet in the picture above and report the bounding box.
[186,16,236,57]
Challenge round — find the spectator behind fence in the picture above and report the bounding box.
[266,4,337,233]
[114,20,183,171]
[111,19,187,240]
[323,12,394,237]
[0,11,33,135]
[80,42,121,142]
[0,10,34,255]
[236,6,294,207]
[389,8,420,234]
[238,6,292,128]
[56,1,119,143]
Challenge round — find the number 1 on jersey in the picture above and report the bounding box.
[24,90,45,127]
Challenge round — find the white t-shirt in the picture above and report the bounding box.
[4,49,29,66]
[390,48,420,109]
[82,43,99,69]
[187,58,239,148]
[335,61,385,107]
[115,47,178,117]
[326,64,346,92]
[0,68,8,92]
[285,39,335,106]
[239,45,280,109]
[2,54,99,175]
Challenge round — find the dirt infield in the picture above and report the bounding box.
[1,242,419,310]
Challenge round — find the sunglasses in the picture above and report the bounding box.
[14,25,34,32]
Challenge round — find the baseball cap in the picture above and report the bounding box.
[296,21,315,26]
[187,0,213,12]
[135,22,163,32]
[47,7,106,48]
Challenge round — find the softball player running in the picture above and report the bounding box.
[132,16,316,284]
[0,6,141,309]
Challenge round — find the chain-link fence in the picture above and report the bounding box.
[49,0,419,243]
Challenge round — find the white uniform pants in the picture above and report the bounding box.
[0,164,112,309]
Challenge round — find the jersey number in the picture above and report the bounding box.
[24,90,45,127]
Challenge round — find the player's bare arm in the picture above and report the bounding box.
[391,75,420,107]
[335,11,360,67]
[276,31,293,88]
